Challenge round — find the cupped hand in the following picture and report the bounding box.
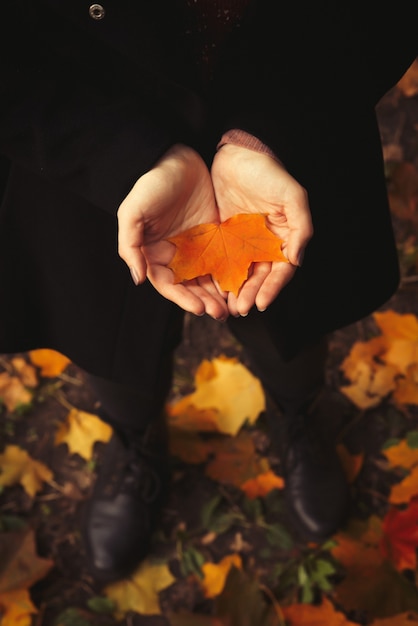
[117,144,228,320]
[211,144,313,316]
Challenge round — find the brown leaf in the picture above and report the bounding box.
[389,465,418,505]
[282,596,360,626]
[0,528,53,593]
[370,613,418,625]
[336,444,364,484]
[167,213,288,295]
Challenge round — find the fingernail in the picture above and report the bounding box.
[129,266,140,285]
[240,312,248,317]
[257,307,267,312]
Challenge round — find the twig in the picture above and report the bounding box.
[58,371,84,386]
[54,390,76,412]
[259,583,286,625]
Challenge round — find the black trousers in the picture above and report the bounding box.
[87,310,328,437]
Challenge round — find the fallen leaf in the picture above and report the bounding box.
[332,518,418,617]
[0,445,53,497]
[167,356,265,436]
[169,428,213,464]
[373,311,418,343]
[393,364,418,406]
[28,349,71,377]
[10,357,38,388]
[167,213,288,295]
[0,529,53,593]
[336,444,364,484]
[389,465,418,505]
[382,439,418,471]
[205,431,269,488]
[397,58,418,97]
[104,559,175,618]
[0,589,38,626]
[240,470,285,499]
[282,596,359,626]
[200,554,242,598]
[55,409,113,460]
[370,613,418,625]
[170,613,224,626]
[0,373,33,413]
[380,499,418,571]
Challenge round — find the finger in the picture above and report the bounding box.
[254,261,296,310]
[147,264,207,315]
[195,276,229,320]
[117,209,148,283]
[233,262,272,316]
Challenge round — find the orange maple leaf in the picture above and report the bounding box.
[167,213,288,295]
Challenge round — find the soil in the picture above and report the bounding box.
[0,78,418,626]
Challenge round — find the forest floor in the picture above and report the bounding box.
[1,64,418,626]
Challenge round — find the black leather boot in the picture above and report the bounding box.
[82,418,170,584]
[271,396,351,542]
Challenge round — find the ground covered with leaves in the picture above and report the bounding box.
[1,62,418,626]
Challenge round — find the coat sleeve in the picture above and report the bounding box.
[0,1,203,215]
[211,1,418,172]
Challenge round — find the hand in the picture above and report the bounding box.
[211,144,313,316]
[118,144,229,320]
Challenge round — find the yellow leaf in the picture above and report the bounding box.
[0,373,33,413]
[382,440,418,471]
[370,612,418,625]
[200,554,242,598]
[385,340,418,375]
[0,445,53,497]
[0,589,37,626]
[336,444,364,484]
[340,361,398,409]
[55,409,113,460]
[240,470,284,499]
[104,559,175,618]
[28,349,71,377]
[282,596,360,626]
[167,356,265,436]
[389,465,418,505]
[373,311,418,342]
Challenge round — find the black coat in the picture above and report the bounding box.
[0,0,417,386]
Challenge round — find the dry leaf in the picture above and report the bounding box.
[382,439,418,471]
[10,357,38,388]
[282,596,359,626]
[370,612,418,625]
[200,554,242,598]
[380,499,418,571]
[393,364,418,406]
[389,465,418,505]
[0,372,33,413]
[397,59,418,97]
[104,559,175,618]
[205,431,269,488]
[332,518,418,617]
[240,470,285,499]
[167,356,265,436]
[28,349,71,377]
[0,445,53,497]
[336,444,364,484]
[167,213,288,295]
[169,428,214,464]
[55,408,113,460]
[0,529,53,593]
[0,588,38,626]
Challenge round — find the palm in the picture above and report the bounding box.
[211,145,313,315]
[118,145,228,319]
